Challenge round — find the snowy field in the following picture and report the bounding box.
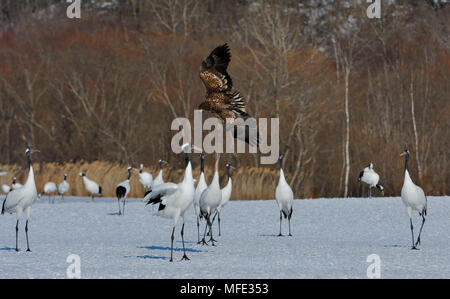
[0,196,449,279]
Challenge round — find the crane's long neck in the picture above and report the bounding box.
[127,171,131,180]
[200,157,205,173]
[404,155,409,172]
[27,152,32,170]
[183,161,193,183]
[25,152,35,186]
[212,157,220,185]
[278,168,288,187]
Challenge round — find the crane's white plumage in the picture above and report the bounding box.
[193,154,207,243]
[358,163,384,197]
[2,184,11,194]
[116,167,133,215]
[1,148,39,251]
[11,177,23,190]
[42,181,57,203]
[43,182,57,194]
[80,172,102,199]
[400,149,427,250]
[199,154,222,245]
[144,143,195,262]
[152,160,167,188]
[275,155,294,236]
[138,164,153,192]
[58,174,70,200]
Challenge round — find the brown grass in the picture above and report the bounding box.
[0,161,280,200]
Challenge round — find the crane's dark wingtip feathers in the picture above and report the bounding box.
[116,186,126,199]
[145,193,162,207]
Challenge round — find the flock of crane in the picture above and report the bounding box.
[0,144,428,261]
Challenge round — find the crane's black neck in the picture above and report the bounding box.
[26,151,32,170]
[279,158,283,170]
[184,153,190,167]
[404,154,409,171]
[64,175,67,181]
[226,166,231,179]
[127,170,131,180]
[200,156,205,173]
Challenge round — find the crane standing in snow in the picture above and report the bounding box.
[1,148,39,252]
[116,167,134,215]
[199,154,222,246]
[58,174,70,201]
[212,163,234,236]
[80,172,102,200]
[275,155,294,237]
[194,154,207,243]
[138,164,153,193]
[400,149,427,250]
[144,143,195,262]
[358,163,384,197]
[42,182,57,203]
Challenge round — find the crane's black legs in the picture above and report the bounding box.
[200,220,209,245]
[278,211,283,237]
[410,218,418,250]
[288,216,292,237]
[15,220,19,251]
[117,198,121,215]
[415,214,426,247]
[218,213,221,236]
[206,214,216,246]
[211,211,221,236]
[122,199,126,216]
[25,220,31,252]
[196,216,200,243]
[170,226,175,262]
[180,223,190,261]
[368,186,372,198]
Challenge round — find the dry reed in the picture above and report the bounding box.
[0,161,280,200]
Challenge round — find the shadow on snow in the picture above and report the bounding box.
[138,245,205,253]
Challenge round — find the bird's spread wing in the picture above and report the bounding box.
[144,182,178,206]
[199,44,232,92]
[202,91,248,122]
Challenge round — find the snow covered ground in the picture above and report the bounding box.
[0,196,448,279]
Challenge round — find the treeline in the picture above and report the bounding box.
[0,0,448,199]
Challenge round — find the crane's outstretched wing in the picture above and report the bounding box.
[144,182,178,206]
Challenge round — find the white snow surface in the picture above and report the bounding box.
[0,196,449,279]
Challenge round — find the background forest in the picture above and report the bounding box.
[0,0,448,199]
